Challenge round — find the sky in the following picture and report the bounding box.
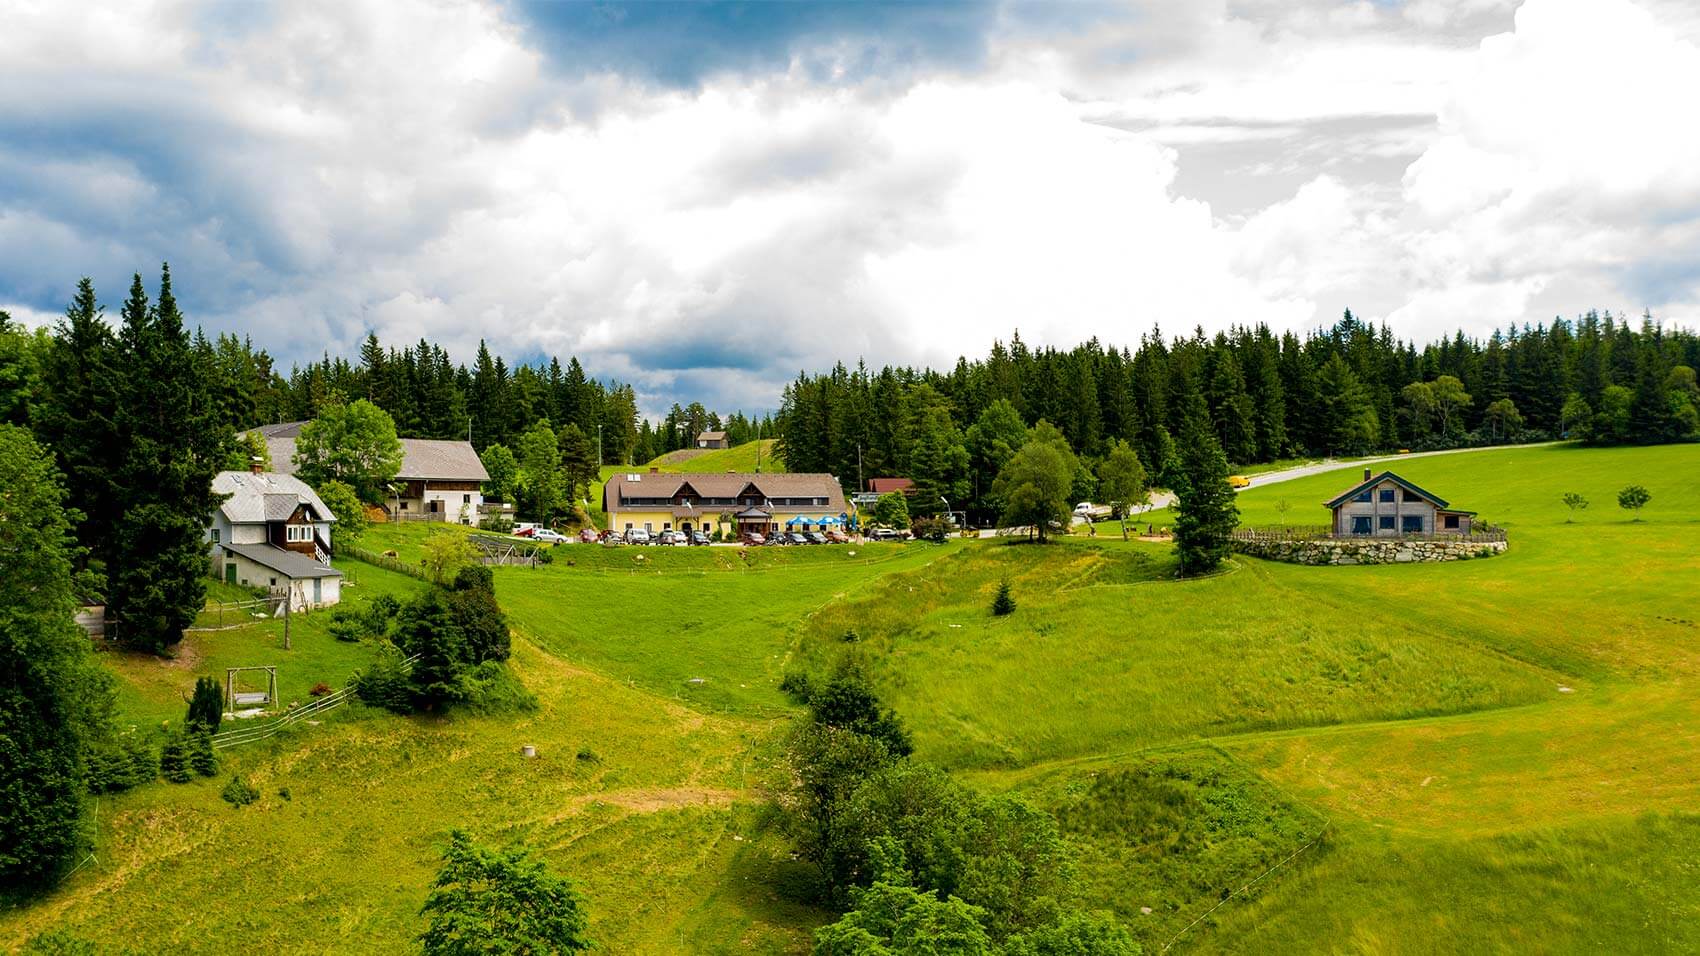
[3,0,1699,415]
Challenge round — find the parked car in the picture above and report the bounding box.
[804,532,828,545]
[690,531,711,546]
[785,532,807,545]
[601,531,624,545]
[826,530,850,544]
[1228,475,1251,489]
[531,529,568,544]
[626,529,652,545]
[513,526,537,537]
[741,532,766,546]
[1073,502,1096,516]
[578,528,600,543]
[762,534,788,546]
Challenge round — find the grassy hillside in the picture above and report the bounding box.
[641,438,784,474]
[9,442,1700,953]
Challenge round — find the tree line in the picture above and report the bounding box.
[775,312,1700,524]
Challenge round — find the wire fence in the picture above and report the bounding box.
[211,653,419,750]
[187,593,288,632]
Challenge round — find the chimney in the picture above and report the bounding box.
[250,456,265,474]
[1364,468,1373,481]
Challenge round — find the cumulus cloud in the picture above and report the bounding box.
[0,0,1696,413]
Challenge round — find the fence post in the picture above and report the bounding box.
[283,597,291,651]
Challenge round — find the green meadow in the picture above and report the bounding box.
[6,441,1700,953]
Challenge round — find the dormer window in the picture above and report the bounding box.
[286,525,312,543]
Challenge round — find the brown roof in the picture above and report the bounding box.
[697,430,727,441]
[604,471,846,514]
[867,477,914,494]
[246,426,487,482]
[397,439,489,482]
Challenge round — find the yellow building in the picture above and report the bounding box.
[602,469,850,538]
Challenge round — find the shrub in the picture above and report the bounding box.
[535,546,554,564]
[353,644,416,714]
[309,682,332,697]
[186,675,223,733]
[1618,484,1652,518]
[840,628,862,643]
[576,747,600,763]
[478,514,515,533]
[992,579,1016,616]
[220,775,259,807]
[277,786,292,801]
[419,831,592,955]
[779,670,815,705]
[460,661,539,715]
[188,728,219,778]
[909,516,949,542]
[122,733,157,788]
[158,732,192,783]
[327,608,366,643]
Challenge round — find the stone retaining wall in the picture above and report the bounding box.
[1231,536,1507,565]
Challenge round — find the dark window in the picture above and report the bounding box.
[1402,515,1424,534]
[1444,514,1460,530]
[1354,491,1372,503]
[1351,516,1373,534]
[1379,516,1396,530]
[1404,489,1423,502]
[1379,488,1395,503]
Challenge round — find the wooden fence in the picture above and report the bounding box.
[188,593,289,632]
[211,653,420,750]
[339,544,430,581]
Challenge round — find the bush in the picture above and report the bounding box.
[460,661,539,715]
[992,579,1016,616]
[220,774,259,807]
[535,545,554,564]
[909,516,949,543]
[158,732,192,783]
[327,608,366,643]
[779,670,815,705]
[186,675,223,733]
[419,831,592,955]
[309,682,331,697]
[576,747,600,763]
[353,644,416,714]
[478,514,515,533]
[188,728,219,777]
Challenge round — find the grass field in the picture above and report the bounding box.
[9,441,1700,953]
[643,439,785,474]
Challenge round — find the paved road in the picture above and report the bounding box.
[978,441,1558,538]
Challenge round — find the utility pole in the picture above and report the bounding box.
[857,443,863,491]
[282,595,291,650]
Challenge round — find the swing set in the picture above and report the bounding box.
[226,666,278,711]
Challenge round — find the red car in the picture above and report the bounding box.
[513,527,536,538]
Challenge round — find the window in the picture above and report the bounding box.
[624,522,633,531]
[1354,491,1372,503]
[286,525,311,543]
[401,501,409,511]
[1443,514,1460,530]
[269,577,278,587]
[210,528,220,544]
[1351,516,1373,534]
[1404,489,1423,503]
[644,522,653,532]
[463,494,471,504]
[1378,488,1395,503]
[1402,515,1424,534]
[1379,516,1396,530]
[663,522,671,530]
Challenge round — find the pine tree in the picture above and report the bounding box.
[108,266,229,653]
[1172,403,1239,576]
[991,579,1016,616]
[159,732,191,783]
[35,278,122,579]
[187,676,223,733]
[188,728,219,777]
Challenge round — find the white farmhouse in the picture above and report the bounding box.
[207,465,342,610]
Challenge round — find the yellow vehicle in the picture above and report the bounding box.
[1228,475,1251,489]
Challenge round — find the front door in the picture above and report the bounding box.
[312,578,321,604]
[225,562,237,584]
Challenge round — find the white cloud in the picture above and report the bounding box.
[1,0,1697,414]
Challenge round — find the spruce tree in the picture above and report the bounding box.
[188,728,219,777]
[36,278,122,579]
[1172,400,1239,577]
[158,731,191,784]
[187,676,223,733]
[108,266,229,653]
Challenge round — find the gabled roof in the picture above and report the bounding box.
[867,477,914,494]
[396,439,489,482]
[603,471,846,513]
[222,542,342,579]
[213,471,334,524]
[243,426,487,482]
[1325,471,1450,509]
[697,430,727,441]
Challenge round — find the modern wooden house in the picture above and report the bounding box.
[695,430,729,449]
[249,423,487,523]
[603,469,848,537]
[206,465,342,609]
[1326,469,1476,537]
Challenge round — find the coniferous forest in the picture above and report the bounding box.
[775,312,1700,522]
